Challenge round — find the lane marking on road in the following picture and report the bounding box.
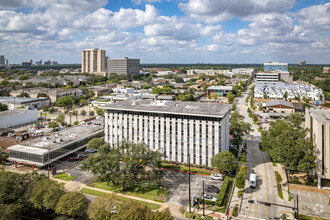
[258,149,268,218]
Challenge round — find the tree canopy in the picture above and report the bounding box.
[81,140,163,189]
[87,194,173,220]
[87,138,105,149]
[0,103,8,111]
[230,112,252,140]
[211,151,237,174]
[260,119,316,171]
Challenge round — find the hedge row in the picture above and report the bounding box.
[204,176,230,207]
[160,163,212,175]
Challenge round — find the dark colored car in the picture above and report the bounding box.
[69,154,87,162]
[205,185,219,193]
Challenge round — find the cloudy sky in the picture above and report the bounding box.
[0,0,329,64]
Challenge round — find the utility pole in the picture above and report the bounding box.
[297,194,299,219]
[188,153,191,213]
[47,148,50,178]
[203,180,205,217]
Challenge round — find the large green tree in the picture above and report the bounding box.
[55,192,88,217]
[261,119,316,171]
[82,140,163,189]
[211,151,238,174]
[87,138,105,149]
[230,112,252,141]
[227,91,235,104]
[31,179,65,210]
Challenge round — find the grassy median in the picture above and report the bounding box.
[54,173,75,181]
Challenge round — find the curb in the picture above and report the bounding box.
[159,167,210,177]
[63,160,84,173]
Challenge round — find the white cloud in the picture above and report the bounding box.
[296,3,330,31]
[179,0,295,23]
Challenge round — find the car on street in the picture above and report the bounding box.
[69,154,87,162]
[202,194,217,202]
[85,148,98,153]
[210,174,224,180]
[205,185,219,193]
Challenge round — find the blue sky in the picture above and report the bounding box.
[0,0,329,64]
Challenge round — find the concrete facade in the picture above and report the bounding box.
[305,108,330,188]
[81,48,106,75]
[256,72,280,84]
[107,57,140,77]
[102,100,231,166]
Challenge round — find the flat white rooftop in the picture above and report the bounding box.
[8,118,104,155]
[102,100,231,118]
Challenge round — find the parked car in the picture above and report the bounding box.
[205,185,219,193]
[210,174,224,180]
[69,154,87,162]
[202,194,217,202]
[85,148,98,153]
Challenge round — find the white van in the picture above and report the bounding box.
[249,173,256,189]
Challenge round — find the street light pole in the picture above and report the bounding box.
[203,180,205,217]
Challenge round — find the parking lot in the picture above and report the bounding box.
[290,189,330,218]
[164,170,223,206]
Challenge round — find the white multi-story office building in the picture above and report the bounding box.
[81,48,106,75]
[256,72,280,84]
[107,57,140,77]
[103,100,231,166]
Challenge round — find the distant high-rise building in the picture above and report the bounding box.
[4,59,8,66]
[264,62,288,72]
[29,59,33,64]
[81,48,106,75]
[44,60,51,65]
[0,55,5,66]
[300,60,306,66]
[107,57,140,77]
[35,60,42,65]
[22,62,32,68]
[51,61,58,65]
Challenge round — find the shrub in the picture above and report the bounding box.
[277,183,283,199]
[275,171,282,183]
[232,206,239,217]
[237,190,243,197]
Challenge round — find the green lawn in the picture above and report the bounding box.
[184,211,213,220]
[298,214,328,220]
[80,188,161,210]
[54,173,75,181]
[90,182,163,202]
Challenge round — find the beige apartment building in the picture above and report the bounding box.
[81,48,106,76]
[305,108,330,188]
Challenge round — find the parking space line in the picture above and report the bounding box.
[307,192,312,203]
[318,193,323,203]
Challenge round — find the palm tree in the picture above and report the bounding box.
[68,112,73,125]
[73,110,78,122]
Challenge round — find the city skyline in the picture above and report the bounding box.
[0,0,329,64]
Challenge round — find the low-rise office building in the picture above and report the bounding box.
[305,108,330,188]
[0,96,50,109]
[0,109,38,128]
[8,118,104,167]
[263,100,295,114]
[102,100,231,166]
[10,88,83,103]
[207,86,234,97]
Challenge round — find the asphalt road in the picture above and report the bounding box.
[236,85,293,219]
